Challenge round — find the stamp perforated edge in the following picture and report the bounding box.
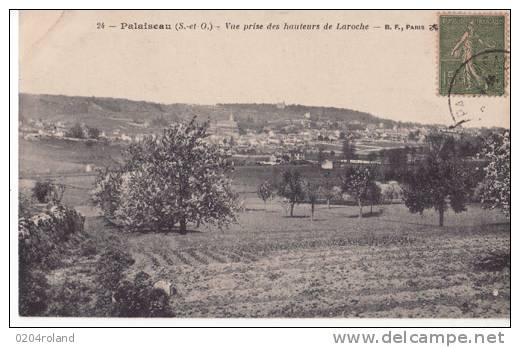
[436,11,510,98]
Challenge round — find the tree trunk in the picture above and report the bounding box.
[290,202,295,217]
[358,198,363,219]
[311,203,315,221]
[264,201,267,211]
[180,217,187,235]
[438,208,444,227]
[370,203,373,214]
[327,198,330,209]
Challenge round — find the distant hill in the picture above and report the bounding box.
[19,93,408,132]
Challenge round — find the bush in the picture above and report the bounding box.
[19,192,37,218]
[86,126,100,139]
[18,203,86,316]
[47,279,91,317]
[66,123,85,139]
[32,181,54,203]
[79,238,99,257]
[379,181,403,203]
[95,247,135,291]
[19,203,85,269]
[19,269,49,316]
[112,271,173,317]
[31,181,65,203]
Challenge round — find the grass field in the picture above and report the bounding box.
[46,199,510,318]
[19,139,510,318]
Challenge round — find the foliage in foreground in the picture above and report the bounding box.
[94,248,174,317]
[18,201,85,316]
[478,131,510,218]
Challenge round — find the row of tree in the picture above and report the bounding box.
[260,130,509,227]
[258,167,382,221]
[92,117,510,233]
[66,123,101,139]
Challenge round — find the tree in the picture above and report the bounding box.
[86,125,101,139]
[32,181,54,203]
[92,117,238,234]
[66,122,85,139]
[384,148,408,180]
[319,180,340,209]
[317,146,325,164]
[257,181,274,210]
[303,181,320,221]
[363,181,382,214]
[402,133,471,226]
[277,170,305,217]
[340,166,372,218]
[342,139,356,162]
[478,131,510,217]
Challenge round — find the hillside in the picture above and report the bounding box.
[19,93,404,130]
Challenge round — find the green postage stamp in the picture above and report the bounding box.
[439,14,508,96]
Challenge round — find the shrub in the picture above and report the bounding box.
[19,202,85,315]
[95,247,135,291]
[474,252,510,272]
[32,181,54,203]
[111,271,174,317]
[86,126,100,139]
[379,181,403,203]
[19,192,37,219]
[19,203,85,270]
[66,123,85,139]
[47,279,91,317]
[31,181,65,204]
[79,238,99,257]
[19,269,49,316]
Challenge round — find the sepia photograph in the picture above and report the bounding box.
[13,9,510,324]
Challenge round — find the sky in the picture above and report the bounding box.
[19,10,510,128]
